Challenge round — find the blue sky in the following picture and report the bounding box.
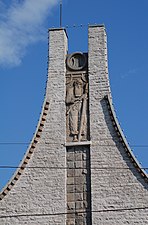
[0,0,148,190]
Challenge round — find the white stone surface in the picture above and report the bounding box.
[0,25,147,225]
[0,28,68,225]
[88,25,148,224]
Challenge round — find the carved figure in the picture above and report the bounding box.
[66,77,88,142]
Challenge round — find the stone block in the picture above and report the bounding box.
[67,177,75,185]
[75,152,83,161]
[75,185,84,193]
[67,161,75,168]
[75,177,85,185]
[75,193,83,201]
[67,193,75,202]
[67,152,74,161]
[67,169,75,177]
[75,169,82,177]
[75,161,82,168]
[67,202,75,210]
[75,201,84,210]
[66,219,75,225]
[67,185,75,193]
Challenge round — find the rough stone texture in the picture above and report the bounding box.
[66,146,91,225]
[66,68,89,143]
[0,25,148,225]
[0,28,68,224]
[88,25,148,224]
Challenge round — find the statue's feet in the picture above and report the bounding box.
[73,135,78,142]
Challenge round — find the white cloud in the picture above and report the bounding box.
[0,0,59,67]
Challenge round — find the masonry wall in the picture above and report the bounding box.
[88,25,148,224]
[0,28,68,225]
[0,25,148,225]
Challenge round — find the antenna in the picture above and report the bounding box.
[60,0,62,27]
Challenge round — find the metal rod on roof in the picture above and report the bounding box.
[60,0,62,27]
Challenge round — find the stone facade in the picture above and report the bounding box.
[66,146,91,225]
[0,28,68,225]
[88,25,148,224]
[0,25,147,225]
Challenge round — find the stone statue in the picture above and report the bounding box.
[66,77,88,142]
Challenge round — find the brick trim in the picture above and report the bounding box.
[0,100,50,200]
[105,95,148,182]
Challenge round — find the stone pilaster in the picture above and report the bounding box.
[88,25,148,225]
[0,28,68,225]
